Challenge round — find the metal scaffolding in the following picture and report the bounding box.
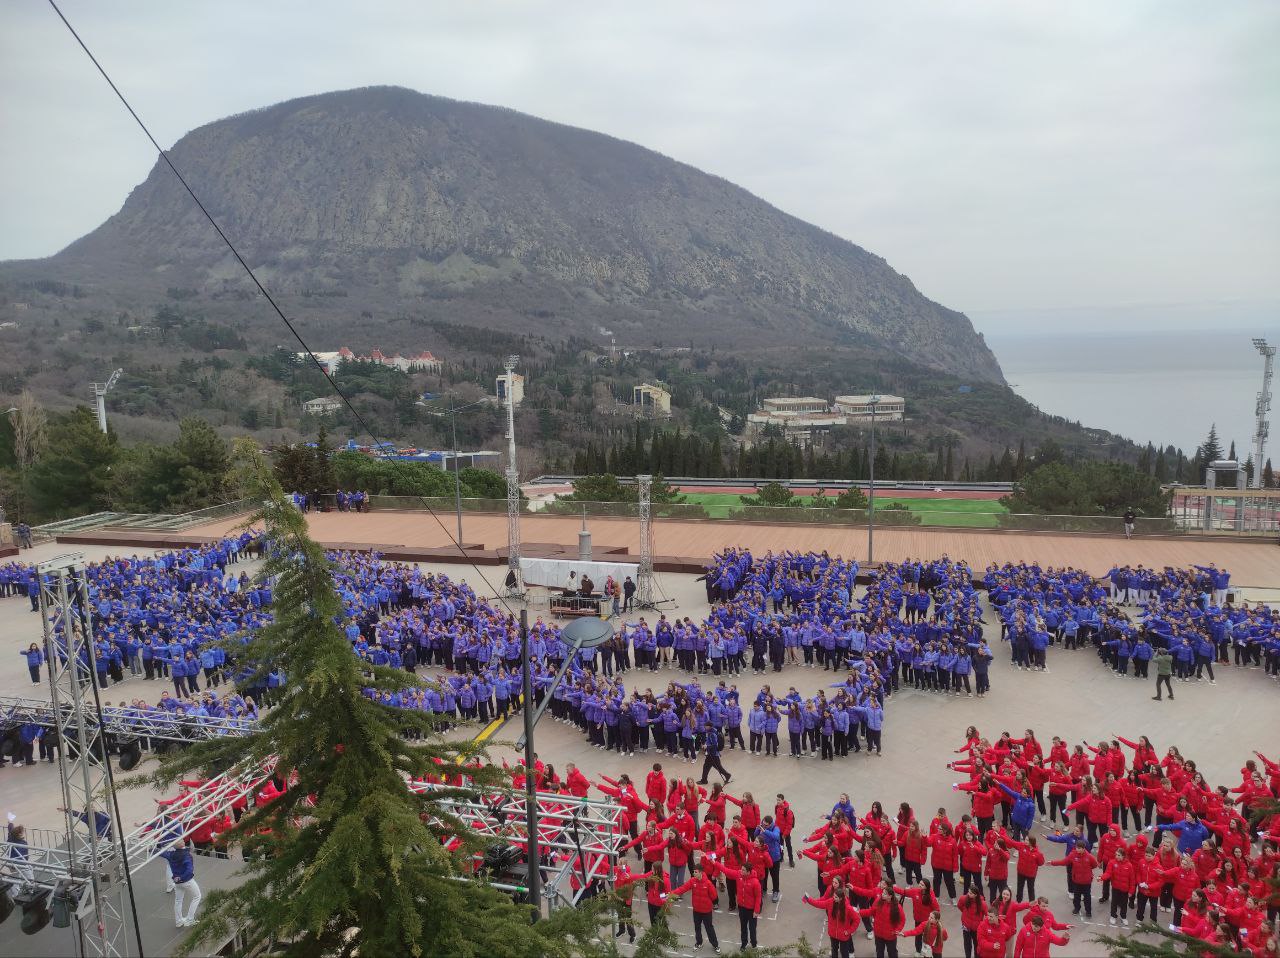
[1,695,257,745]
[35,554,133,957]
[0,762,274,891]
[634,474,655,609]
[408,781,624,911]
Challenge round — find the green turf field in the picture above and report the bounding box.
[679,492,1007,526]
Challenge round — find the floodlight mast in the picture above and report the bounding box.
[1252,338,1275,489]
[503,356,522,595]
[90,368,123,434]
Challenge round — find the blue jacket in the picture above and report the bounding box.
[996,782,1036,831]
[757,823,783,864]
[161,844,195,883]
[1155,819,1210,854]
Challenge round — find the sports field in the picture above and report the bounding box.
[680,491,1008,525]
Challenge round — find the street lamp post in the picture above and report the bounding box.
[866,395,881,564]
[517,615,614,918]
[417,396,488,548]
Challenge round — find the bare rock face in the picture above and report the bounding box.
[48,86,1003,382]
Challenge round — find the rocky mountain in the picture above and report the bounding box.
[6,86,1002,383]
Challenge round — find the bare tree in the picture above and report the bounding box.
[10,389,47,521]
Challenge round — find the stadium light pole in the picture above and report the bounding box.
[1252,338,1275,490]
[417,396,489,547]
[518,615,614,918]
[866,394,881,564]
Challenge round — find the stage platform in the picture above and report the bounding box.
[0,851,243,957]
[49,507,1280,587]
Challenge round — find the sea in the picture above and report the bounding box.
[985,327,1276,459]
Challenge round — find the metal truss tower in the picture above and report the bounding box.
[38,554,133,957]
[89,368,123,435]
[635,475,655,608]
[1253,338,1275,489]
[503,355,524,597]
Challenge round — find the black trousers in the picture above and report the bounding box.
[1154,674,1173,699]
[874,937,899,958]
[693,911,718,948]
[738,907,758,948]
[830,937,853,958]
[699,753,730,783]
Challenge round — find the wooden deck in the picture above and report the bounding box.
[179,510,1280,587]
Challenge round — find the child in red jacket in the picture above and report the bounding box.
[670,863,721,952]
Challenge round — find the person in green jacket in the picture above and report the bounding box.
[1151,649,1174,701]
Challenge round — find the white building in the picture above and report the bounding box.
[760,396,830,415]
[296,347,443,376]
[302,396,343,416]
[833,394,905,421]
[496,372,525,406]
[632,382,672,417]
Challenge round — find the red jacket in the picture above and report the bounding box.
[904,920,948,953]
[976,919,1016,958]
[894,885,939,926]
[645,770,668,804]
[671,874,718,914]
[722,865,764,913]
[726,794,761,832]
[1004,836,1044,878]
[566,768,591,797]
[645,873,671,908]
[958,894,988,931]
[958,838,985,873]
[806,894,859,941]
[1066,794,1113,826]
[1050,847,1097,886]
[902,831,929,865]
[627,829,669,865]
[1102,858,1138,895]
[957,781,1002,818]
[614,865,651,905]
[927,832,959,872]
[775,800,796,837]
[1012,923,1069,958]
[1170,864,1200,902]
[857,897,907,941]
[984,844,1011,882]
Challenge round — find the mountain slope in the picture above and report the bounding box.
[21,86,1001,383]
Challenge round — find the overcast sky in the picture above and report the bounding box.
[2,1,1277,333]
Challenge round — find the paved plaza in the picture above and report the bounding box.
[2,533,1278,956]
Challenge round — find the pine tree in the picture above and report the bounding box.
[997,447,1015,482]
[1202,424,1223,463]
[143,441,633,958]
[1137,443,1153,475]
[312,425,335,493]
[708,435,723,477]
[1265,458,1275,488]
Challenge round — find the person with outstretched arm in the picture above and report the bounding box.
[669,862,722,953]
[160,837,201,928]
[1151,647,1174,701]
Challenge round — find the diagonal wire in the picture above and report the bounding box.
[46,0,518,614]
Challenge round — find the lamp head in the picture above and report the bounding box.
[561,617,615,649]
